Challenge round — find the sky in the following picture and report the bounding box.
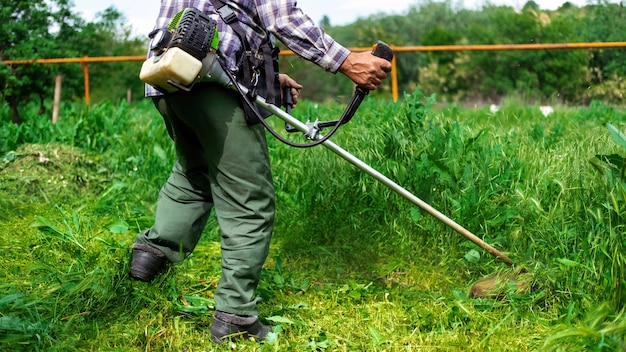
[72,0,613,39]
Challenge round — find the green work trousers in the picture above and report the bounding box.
[135,83,275,316]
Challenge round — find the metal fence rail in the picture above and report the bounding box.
[3,42,626,104]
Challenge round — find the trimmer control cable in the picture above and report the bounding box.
[242,41,394,148]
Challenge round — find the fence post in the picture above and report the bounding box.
[391,44,398,102]
[52,75,62,123]
[81,57,90,105]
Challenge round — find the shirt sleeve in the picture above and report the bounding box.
[255,0,350,73]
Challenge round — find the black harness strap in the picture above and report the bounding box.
[211,0,279,106]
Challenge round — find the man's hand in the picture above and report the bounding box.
[338,51,392,90]
[278,73,303,106]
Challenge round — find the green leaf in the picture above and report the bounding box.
[464,249,481,263]
[607,123,626,150]
[273,273,285,286]
[369,326,386,345]
[265,331,278,345]
[265,316,295,325]
[3,151,17,163]
[348,290,362,300]
[557,258,581,267]
[289,302,308,309]
[0,293,24,308]
[409,207,421,222]
[153,143,167,161]
[108,220,129,234]
[0,316,29,332]
[182,295,214,307]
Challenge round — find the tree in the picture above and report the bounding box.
[0,2,147,124]
[418,27,464,100]
[524,1,539,11]
[0,0,84,123]
[320,15,331,28]
[72,7,147,103]
[461,5,587,103]
[577,3,626,103]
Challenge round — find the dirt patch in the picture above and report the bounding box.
[469,269,534,300]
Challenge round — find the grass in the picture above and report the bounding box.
[1,92,626,350]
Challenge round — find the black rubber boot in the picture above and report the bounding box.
[210,311,270,344]
[129,243,166,282]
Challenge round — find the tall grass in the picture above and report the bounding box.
[1,92,626,350]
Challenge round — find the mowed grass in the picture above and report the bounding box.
[1,92,626,351]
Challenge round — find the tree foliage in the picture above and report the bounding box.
[0,0,145,123]
[313,0,626,105]
[1,0,75,123]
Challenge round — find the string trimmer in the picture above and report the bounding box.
[139,7,528,298]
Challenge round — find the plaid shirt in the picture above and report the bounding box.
[145,0,350,96]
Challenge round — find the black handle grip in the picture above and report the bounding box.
[282,85,294,112]
[354,41,393,95]
[282,85,297,132]
[282,41,394,134]
[371,40,394,62]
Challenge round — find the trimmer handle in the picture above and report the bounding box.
[283,41,394,133]
[282,85,294,113]
[282,85,297,132]
[339,40,393,125]
[371,40,394,62]
[355,40,393,93]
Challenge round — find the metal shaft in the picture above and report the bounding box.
[243,85,515,267]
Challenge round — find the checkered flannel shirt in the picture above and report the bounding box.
[145,0,350,96]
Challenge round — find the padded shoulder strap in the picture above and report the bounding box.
[208,0,281,106]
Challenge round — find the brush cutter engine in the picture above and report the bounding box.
[139,8,228,93]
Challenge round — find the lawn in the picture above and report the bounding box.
[1,92,626,351]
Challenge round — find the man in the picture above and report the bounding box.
[130,0,392,344]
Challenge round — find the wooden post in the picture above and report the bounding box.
[127,88,132,103]
[52,75,62,123]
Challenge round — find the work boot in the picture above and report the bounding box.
[129,243,166,282]
[210,311,270,344]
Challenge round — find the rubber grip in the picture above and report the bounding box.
[371,41,394,62]
[282,85,294,108]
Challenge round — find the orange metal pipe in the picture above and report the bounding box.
[390,46,398,102]
[3,42,626,104]
[390,41,626,52]
[2,55,146,65]
[82,61,90,105]
[5,41,626,65]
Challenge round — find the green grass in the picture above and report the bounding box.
[2,92,626,351]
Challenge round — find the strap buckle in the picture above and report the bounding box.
[216,5,237,24]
